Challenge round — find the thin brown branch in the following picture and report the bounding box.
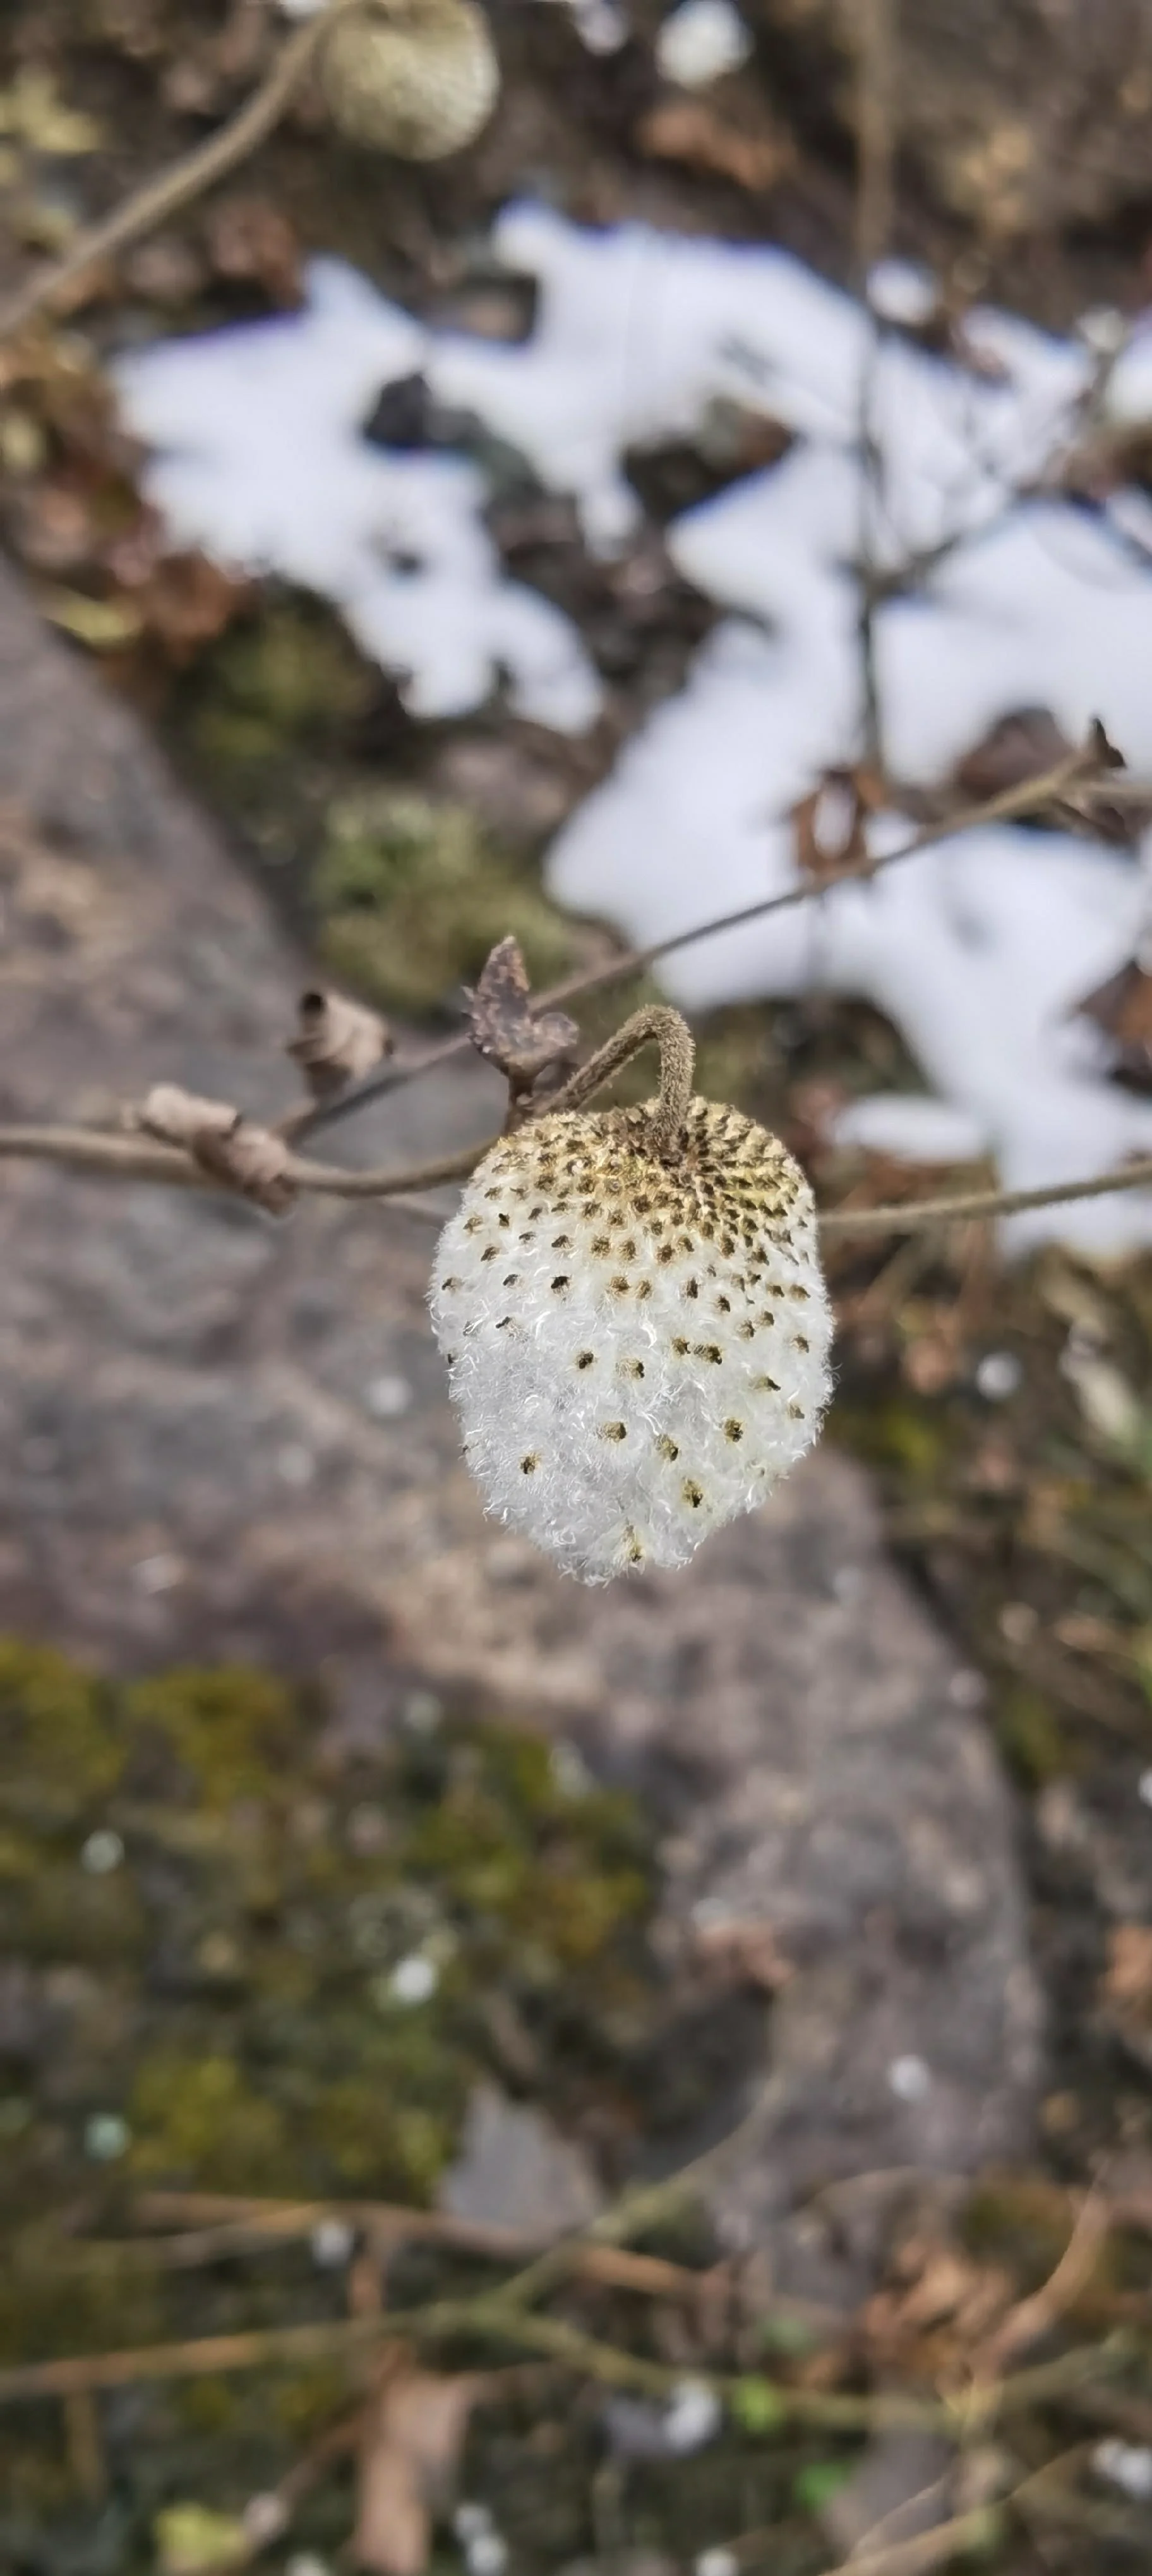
[299,744,1100,1139]
[819,1156,1152,1237]
[974,2184,1111,2379]
[815,2500,1003,2576]
[0,2303,927,2428]
[853,0,898,284]
[3,746,1148,1239]
[0,0,354,342]
[78,2197,707,2302]
[0,2317,382,2403]
[3,1120,1151,1239]
[0,1123,460,1218]
[851,0,898,768]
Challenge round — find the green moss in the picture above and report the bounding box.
[995,1684,1072,1787]
[0,1642,661,2553]
[0,1638,123,1810]
[313,790,579,1015]
[128,2052,291,2190]
[121,1666,296,1809]
[186,599,373,780]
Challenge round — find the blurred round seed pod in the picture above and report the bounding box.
[320,0,500,160]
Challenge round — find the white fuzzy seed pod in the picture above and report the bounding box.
[320,0,500,160]
[429,1096,834,1583]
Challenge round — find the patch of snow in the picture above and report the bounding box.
[117,211,1152,1247]
[1093,2439,1152,2503]
[974,1351,1022,1401]
[116,260,601,731]
[656,0,752,89]
[832,1094,987,1164]
[867,257,939,329]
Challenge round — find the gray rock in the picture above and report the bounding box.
[440,2083,603,2237]
[820,2430,953,2558]
[0,559,1041,2235]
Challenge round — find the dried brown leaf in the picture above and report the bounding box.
[467,937,580,1096]
[1104,1925,1152,2012]
[691,1916,795,1992]
[954,708,1133,840]
[288,989,395,1098]
[131,551,249,659]
[791,768,873,888]
[137,1084,296,1215]
[204,195,301,306]
[1078,958,1152,1087]
[953,707,1076,805]
[354,2362,480,2576]
[638,94,791,193]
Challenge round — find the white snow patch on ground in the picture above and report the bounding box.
[116,212,1152,1248]
[116,260,601,731]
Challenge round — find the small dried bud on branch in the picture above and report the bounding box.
[136,1085,296,1215]
[466,938,581,1107]
[792,766,882,889]
[288,989,394,1101]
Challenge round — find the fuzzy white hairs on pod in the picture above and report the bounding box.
[429,1041,832,1581]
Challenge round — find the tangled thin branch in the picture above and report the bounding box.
[0,727,1148,1245]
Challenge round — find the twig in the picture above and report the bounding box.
[0,2304,928,2426]
[297,746,1101,1140]
[3,1119,1150,1238]
[851,0,898,771]
[0,1122,472,1211]
[815,2500,1003,2576]
[974,2184,1111,2380]
[0,2292,1123,2424]
[74,2203,709,2302]
[0,2316,383,2402]
[819,1155,1152,1236]
[0,0,354,342]
[853,0,898,285]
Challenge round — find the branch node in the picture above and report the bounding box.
[137,1084,296,1216]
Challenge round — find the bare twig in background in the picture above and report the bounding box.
[0,741,1148,1236]
[818,1156,1152,1237]
[0,0,354,342]
[973,2183,1111,2380]
[816,2497,1003,2576]
[853,0,899,284]
[851,0,898,770]
[297,742,1105,1139]
[0,2299,1123,2425]
[0,1121,461,1218]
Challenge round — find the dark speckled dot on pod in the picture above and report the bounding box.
[319,0,500,160]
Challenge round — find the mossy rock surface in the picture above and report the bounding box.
[0,1640,663,2556]
[314,788,580,1017]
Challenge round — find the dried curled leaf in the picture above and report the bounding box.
[354,2361,480,2576]
[792,768,879,888]
[467,937,580,1100]
[955,709,1134,840]
[137,1084,296,1214]
[1078,958,1152,1087]
[638,95,791,193]
[288,988,394,1099]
